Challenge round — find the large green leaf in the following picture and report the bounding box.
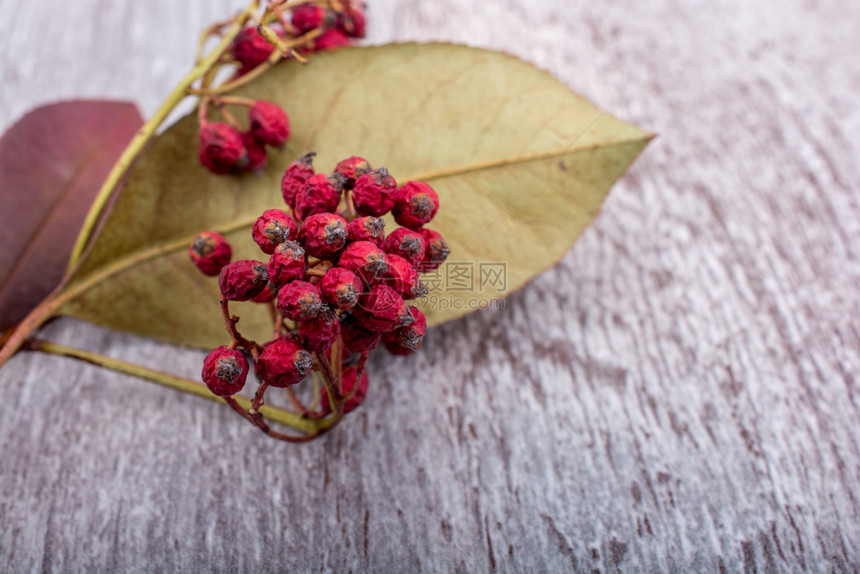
[59,43,652,350]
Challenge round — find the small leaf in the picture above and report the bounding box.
[0,101,143,331]
[57,44,652,349]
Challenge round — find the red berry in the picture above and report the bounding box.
[383,307,427,355]
[202,346,249,397]
[384,254,428,300]
[320,267,362,310]
[254,336,314,388]
[299,212,348,259]
[307,28,351,52]
[241,131,268,172]
[339,240,388,285]
[383,227,425,267]
[353,283,412,332]
[231,26,279,75]
[253,209,295,254]
[189,231,232,276]
[340,314,381,353]
[267,240,307,288]
[352,167,397,216]
[393,181,439,228]
[292,4,329,33]
[346,216,385,246]
[199,123,248,175]
[417,228,450,272]
[297,309,341,350]
[337,4,366,38]
[218,260,269,301]
[249,100,290,147]
[276,280,326,321]
[281,152,316,208]
[321,366,369,414]
[251,282,277,304]
[334,156,371,189]
[295,173,342,220]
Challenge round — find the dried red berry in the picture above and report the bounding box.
[384,254,428,300]
[337,4,366,38]
[254,336,314,388]
[189,231,232,276]
[267,240,307,288]
[218,260,269,301]
[251,282,277,304]
[307,28,351,52]
[321,366,369,414]
[299,212,348,259]
[249,100,290,147]
[352,167,397,216]
[353,283,413,332]
[231,26,280,75]
[334,156,371,189]
[346,216,385,246]
[417,228,450,272]
[320,267,362,310]
[253,209,295,254]
[298,309,341,350]
[241,131,268,172]
[340,314,381,353]
[383,307,427,355]
[202,346,249,396]
[393,181,439,228]
[276,280,326,321]
[281,152,316,208]
[383,227,425,267]
[292,4,329,33]
[295,173,342,220]
[199,123,248,175]
[339,240,388,285]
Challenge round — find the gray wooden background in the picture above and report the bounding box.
[2,0,860,572]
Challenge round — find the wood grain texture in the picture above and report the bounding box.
[1,0,859,572]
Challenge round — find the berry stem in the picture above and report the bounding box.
[22,338,337,437]
[221,298,263,355]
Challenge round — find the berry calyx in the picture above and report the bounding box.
[352,167,397,216]
[393,181,439,228]
[299,212,348,259]
[267,240,308,288]
[346,216,385,246]
[249,100,291,147]
[254,336,314,388]
[189,231,232,276]
[253,209,295,254]
[281,152,316,208]
[202,346,249,397]
[218,259,269,301]
[339,240,388,285]
[383,227,426,267]
[353,283,412,332]
[383,307,427,355]
[320,267,362,310]
[276,280,327,321]
[199,122,248,175]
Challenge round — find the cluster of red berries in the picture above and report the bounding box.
[230,1,365,76]
[198,99,290,175]
[191,153,450,418]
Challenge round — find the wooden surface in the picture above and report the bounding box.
[2,1,860,572]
